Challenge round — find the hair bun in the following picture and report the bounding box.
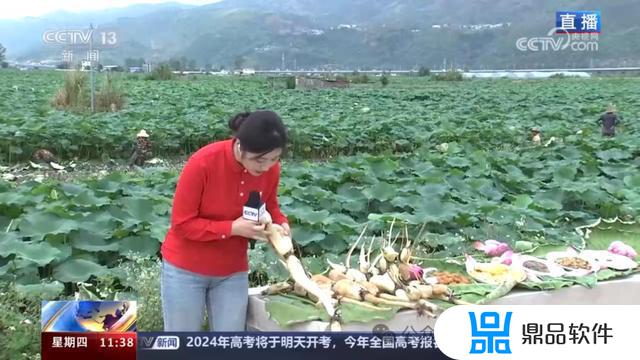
[228,112,251,132]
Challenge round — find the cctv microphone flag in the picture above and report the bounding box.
[243,191,265,249]
[243,191,265,222]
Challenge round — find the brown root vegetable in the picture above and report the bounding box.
[346,268,367,283]
[377,255,388,273]
[359,281,380,296]
[400,247,412,264]
[285,255,336,317]
[377,293,412,304]
[332,279,440,317]
[365,294,435,316]
[437,294,473,306]
[382,245,399,262]
[332,279,366,301]
[311,274,332,285]
[369,273,396,293]
[339,296,392,311]
[307,283,333,303]
[405,285,422,301]
[293,282,308,297]
[327,259,347,273]
[398,263,413,282]
[394,289,410,301]
[266,223,293,257]
[387,264,403,287]
[329,269,349,282]
[261,282,292,295]
[416,285,433,299]
[432,284,451,297]
[416,299,439,316]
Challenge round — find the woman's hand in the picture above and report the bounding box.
[231,216,268,242]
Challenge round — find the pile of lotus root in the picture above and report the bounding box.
[260,219,468,331]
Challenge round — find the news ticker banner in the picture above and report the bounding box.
[41,300,446,360]
[42,331,446,360]
[136,332,445,360]
[41,301,639,360]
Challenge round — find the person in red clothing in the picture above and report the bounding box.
[160,110,290,331]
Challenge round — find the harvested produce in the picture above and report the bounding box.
[523,260,548,272]
[512,255,565,282]
[474,240,511,257]
[555,257,590,270]
[608,241,638,259]
[582,250,638,271]
[498,250,514,265]
[546,250,597,277]
[465,254,526,285]
[432,272,471,285]
[261,220,468,329]
[264,222,340,330]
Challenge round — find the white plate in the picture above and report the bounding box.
[546,250,598,277]
[581,250,639,271]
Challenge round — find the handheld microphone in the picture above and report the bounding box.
[243,191,265,222]
[243,191,265,249]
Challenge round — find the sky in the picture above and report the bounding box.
[0,0,221,20]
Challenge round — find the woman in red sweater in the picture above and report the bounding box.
[160,110,290,331]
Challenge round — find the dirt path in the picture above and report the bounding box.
[1,157,189,184]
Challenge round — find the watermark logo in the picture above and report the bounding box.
[556,11,601,33]
[516,10,600,52]
[60,50,101,65]
[516,27,598,52]
[139,335,180,350]
[42,29,118,47]
[469,311,512,354]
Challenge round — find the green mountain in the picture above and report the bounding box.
[1,0,638,69]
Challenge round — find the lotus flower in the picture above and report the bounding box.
[499,250,514,265]
[474,240,511,257]
[608,241,637,259]
[408,264,424,281]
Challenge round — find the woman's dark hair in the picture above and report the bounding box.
[228,110,288,155]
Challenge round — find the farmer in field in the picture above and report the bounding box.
[160,110,290,331]
[597,104,622,137]
[530,127,542,145]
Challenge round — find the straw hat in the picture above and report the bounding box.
[606,103,617,113]
[136,129,150,138]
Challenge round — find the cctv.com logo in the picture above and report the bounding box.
[516,27,598,52]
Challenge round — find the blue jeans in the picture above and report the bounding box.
[160,260,249,331]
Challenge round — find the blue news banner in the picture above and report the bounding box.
[136,331,451,360]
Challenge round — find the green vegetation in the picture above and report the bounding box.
[0,71,639,343]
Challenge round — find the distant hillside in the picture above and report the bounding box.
[1,0,638,69]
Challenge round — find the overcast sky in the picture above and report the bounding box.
[0,0,221,19]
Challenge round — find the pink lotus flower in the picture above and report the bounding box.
[408,264,424,281]
[608,241,637,259]
[499,250,514,265]
[474,240,511,257]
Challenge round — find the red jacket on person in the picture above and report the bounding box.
[161,139,288,276]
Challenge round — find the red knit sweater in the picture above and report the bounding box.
[161,139,288,276]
